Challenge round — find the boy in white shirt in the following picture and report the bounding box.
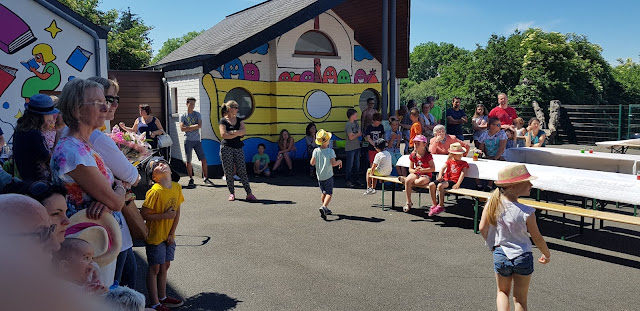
[364,138,392,194]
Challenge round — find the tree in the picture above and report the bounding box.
[612,58,640,104]
[152,30,205,64]
[58,1,153,70]
[408,42,469,82]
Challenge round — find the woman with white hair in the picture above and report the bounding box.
[429,124,470,156]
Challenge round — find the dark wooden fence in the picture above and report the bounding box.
[108,70,165,130]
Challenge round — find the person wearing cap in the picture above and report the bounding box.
[310,129,342,220]
[428,142,470,216]
[363,138,392,195]
[13,93,59,181]
[141,157,185,310]
[399,134,435,212]
[479,164,551,311]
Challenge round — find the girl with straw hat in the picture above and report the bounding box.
[427,142,469,216]
[479,164,551,311]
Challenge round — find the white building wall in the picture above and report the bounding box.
[166,72,203,162]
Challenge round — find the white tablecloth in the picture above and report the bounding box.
[503,147,640,174]
[595,138,640,148]
[397,154,640,205]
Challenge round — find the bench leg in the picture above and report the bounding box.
[473,199,479,234]
[560,213,567,240]
[381,182,387,211]
[635,205,637,217]
[392,183,396,210]
[591,198,596,230]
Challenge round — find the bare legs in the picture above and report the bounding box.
[495,273,532,311]
[404,174,430,208]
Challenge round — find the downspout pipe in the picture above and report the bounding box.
[390,0,397,115]
[381,0,389,119]
[34,0,103,77]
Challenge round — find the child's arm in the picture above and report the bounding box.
[370,162,378,172]
[479,200,490,240]
[408,159,417,174]
[527,213,551,263]
[423,159,436,173]
[330,157,342,169]
[437,163,447,181]
[310,152,316,166]
[524,131,532,147]
[141,206,176,221]
[167,208,181,245]
[533,134,546,147]
[452,167,468,189]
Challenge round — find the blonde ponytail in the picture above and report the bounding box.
[485,187,504,226]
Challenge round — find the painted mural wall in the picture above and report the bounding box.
[0,1,107,143]
[167,10,383,166]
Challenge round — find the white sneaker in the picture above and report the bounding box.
[233,175,241,181]
[222,175,226,180]
[363,188,376,195]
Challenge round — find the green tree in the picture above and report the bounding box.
[612,58,640,104]
[58,1,153,70]
[408,42,469,82]
[152,30,205,64]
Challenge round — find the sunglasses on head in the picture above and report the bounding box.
[11,224,56,244]
[152,159,168,170]
[27,181,54,200]
[105,95,120,104]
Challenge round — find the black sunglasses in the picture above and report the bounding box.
[11,224,56,244]
[152,159,168,170]
[105,95,120,104]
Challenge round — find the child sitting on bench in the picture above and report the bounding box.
[428,142,469,216]
[363,138,392,195]
[399,135,434,212]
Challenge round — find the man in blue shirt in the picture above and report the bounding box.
[446,97,467,141]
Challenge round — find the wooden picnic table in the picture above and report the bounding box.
[503,147,640,174]
[595,138,640,154]
[397,154,640,206]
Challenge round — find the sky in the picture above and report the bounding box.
[98,0,639,65]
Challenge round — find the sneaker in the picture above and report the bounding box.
[428,205,438,216]
[152,304,170,311]
[204,178,214,186]
[319,207,327,220]
[228,194,235,201]
[233,175,241,181]
[346,181,356,188]
[246,194,257,201]
[160,296,184,308]
[364,188,374,195]
[432,205,445,216]
[222,175,227,181]
[188,178,195,187]
[325,207,332,215]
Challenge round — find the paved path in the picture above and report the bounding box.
[129,174,640,310]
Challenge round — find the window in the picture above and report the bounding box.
[358,89,380,112]
[171,87,178,113]
[304,90,332,121]
[294,31,337,56]
[224,88,254,119]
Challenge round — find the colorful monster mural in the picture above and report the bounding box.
[313,58,322,83]
[299,71,314,82]
[250,43,269,55]
[353,68,378,84]
[337,69,351,84]
[353,45,374,61]
[244,61,260,81]
[218,58,244,79]
[322,66,337,84]
[278,72,292,81]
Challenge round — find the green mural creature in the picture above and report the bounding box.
[337,69,351,84]
[21,44,61,103]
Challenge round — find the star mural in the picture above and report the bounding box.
[44,20,62,39]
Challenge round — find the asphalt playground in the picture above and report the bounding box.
[127,156,640,310]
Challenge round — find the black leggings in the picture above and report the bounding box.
[220,146,252,195]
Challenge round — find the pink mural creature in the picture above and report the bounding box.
[322,66,337,84]
[299,71,314,82]
[244,61,260,81]
[313,58,322,83]
[353,68,378,84]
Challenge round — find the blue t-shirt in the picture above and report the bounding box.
[527,130,546,147]
[181,111,202,141]
[384,130,402,154]
[479,130,507,157]
[446,108,466,136]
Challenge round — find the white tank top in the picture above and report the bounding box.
[486,198,535,259]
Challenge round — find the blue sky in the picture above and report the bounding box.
[98,0,639,65]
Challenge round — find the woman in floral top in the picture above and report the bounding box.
[51,78,126,219]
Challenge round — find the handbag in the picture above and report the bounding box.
[156,133,173,148]
[121,200,149,241]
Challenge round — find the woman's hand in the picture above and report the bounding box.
[86,201,108,220]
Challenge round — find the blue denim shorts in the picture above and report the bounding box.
[318,176,334,195]
[146,241,176,265]
[493,247,534,277]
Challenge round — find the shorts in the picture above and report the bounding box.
[367,167,387,177]
[493,247,534,277]
[184,140,205,163]
[433,179,454,189]
[318,176,334,195]
[145,241,176,265]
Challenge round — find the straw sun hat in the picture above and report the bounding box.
[315,129,332,145]
[448,142,467,154]
[495,164,538,186]
[65,212,122,267]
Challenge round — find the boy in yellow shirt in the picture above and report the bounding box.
[142,159,184,310]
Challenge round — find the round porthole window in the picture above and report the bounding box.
[304,90,332,121]
[223,88,254,119]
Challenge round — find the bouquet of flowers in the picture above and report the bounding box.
[108,125,152,166]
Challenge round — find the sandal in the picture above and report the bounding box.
[228,194,235,201]
[403,202,413,212]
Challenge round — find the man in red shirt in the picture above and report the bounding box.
[488,93,517,130]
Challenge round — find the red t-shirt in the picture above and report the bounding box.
[489,106,518,126]
[409,151,433,178]
[443,159,469,183]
